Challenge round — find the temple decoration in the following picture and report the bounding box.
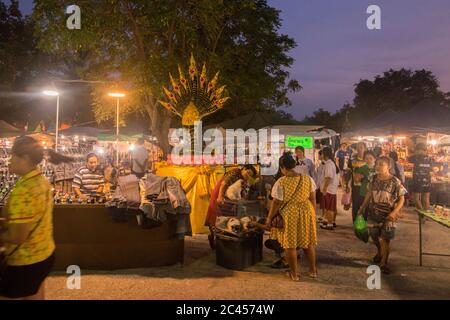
[158,54,230,126]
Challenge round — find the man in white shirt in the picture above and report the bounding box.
[131,138,148,179]
[293,146,318,185]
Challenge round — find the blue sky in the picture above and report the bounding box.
[14,0,450,120]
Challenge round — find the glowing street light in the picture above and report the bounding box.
[108,92,126,166]
[43,90,59,97]
[108,93,125,98]
[43,90,60,151]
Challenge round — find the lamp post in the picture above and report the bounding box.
[43,90,60,152]
[108,92,126,167]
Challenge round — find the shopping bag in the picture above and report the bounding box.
[353,215,369,243]
[341,192,351,207]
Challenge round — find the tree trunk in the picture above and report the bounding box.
[145,101,172,156]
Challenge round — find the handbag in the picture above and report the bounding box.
[270,176,302,229]
[341,192,351,206]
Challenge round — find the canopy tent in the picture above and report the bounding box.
[0,120,21,138]
[24,133,55,145]
[207,111,302,130]
[96,133,145,142]
[390,101,450,133]
[261,125,328,137]
[362,109,399,129]
[59,126,108,137]
[344,101,450,137]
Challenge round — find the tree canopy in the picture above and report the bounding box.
[304,68,450,132]
[32,0,301,152]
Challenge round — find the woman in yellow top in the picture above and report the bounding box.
[0,136,72,299]
[266,152,318,281]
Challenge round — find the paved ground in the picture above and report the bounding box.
[45,202,450,300]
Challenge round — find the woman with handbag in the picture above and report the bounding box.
[0,136,72,299]
[265,152,318,281]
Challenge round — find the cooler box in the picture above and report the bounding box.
[215,231,263,271]
[218,200,266,218]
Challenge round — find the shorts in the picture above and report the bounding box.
[410,182,431,194]
[0,252,55,299]
[320,193,337,212]
[368,218,396,240]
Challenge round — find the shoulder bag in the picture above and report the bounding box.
[271,176,302,229]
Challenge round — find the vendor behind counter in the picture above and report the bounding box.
[72,153,105,198]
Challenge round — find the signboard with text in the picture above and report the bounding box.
[285,136,314,149]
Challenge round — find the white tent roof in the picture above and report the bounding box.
[261,126,338,140]
[261,125,324,135]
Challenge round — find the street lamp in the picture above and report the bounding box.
[43,90,60,152]
[108,92,126,166]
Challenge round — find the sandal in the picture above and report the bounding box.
[372,254,382,264]
[285,270,300,282]
[380,265,390,275]
[320,223,334,230]
[307,271,318,279]
[270,258,289,269]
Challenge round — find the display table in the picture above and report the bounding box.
[416,209,450,267]
[53,204,184,271]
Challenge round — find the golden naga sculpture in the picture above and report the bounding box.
[158,54,230,126]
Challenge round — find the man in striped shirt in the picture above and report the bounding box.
[72,153,105,198]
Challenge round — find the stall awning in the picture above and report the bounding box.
[97,133,145,141]
[345,101,450,137]
[207,111,303,130]
[0,120,21,138]
[59,126,107,137]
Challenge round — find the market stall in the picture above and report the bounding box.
[1,132,187,270]
[341,100,450,206]
[264,125,339,166]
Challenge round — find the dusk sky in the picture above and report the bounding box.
[16,0,450,120]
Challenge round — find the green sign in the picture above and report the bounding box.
[285,136,314,149]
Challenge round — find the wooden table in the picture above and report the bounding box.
[53,204,184,271]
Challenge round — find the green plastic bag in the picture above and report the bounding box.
[354,215,369,243]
